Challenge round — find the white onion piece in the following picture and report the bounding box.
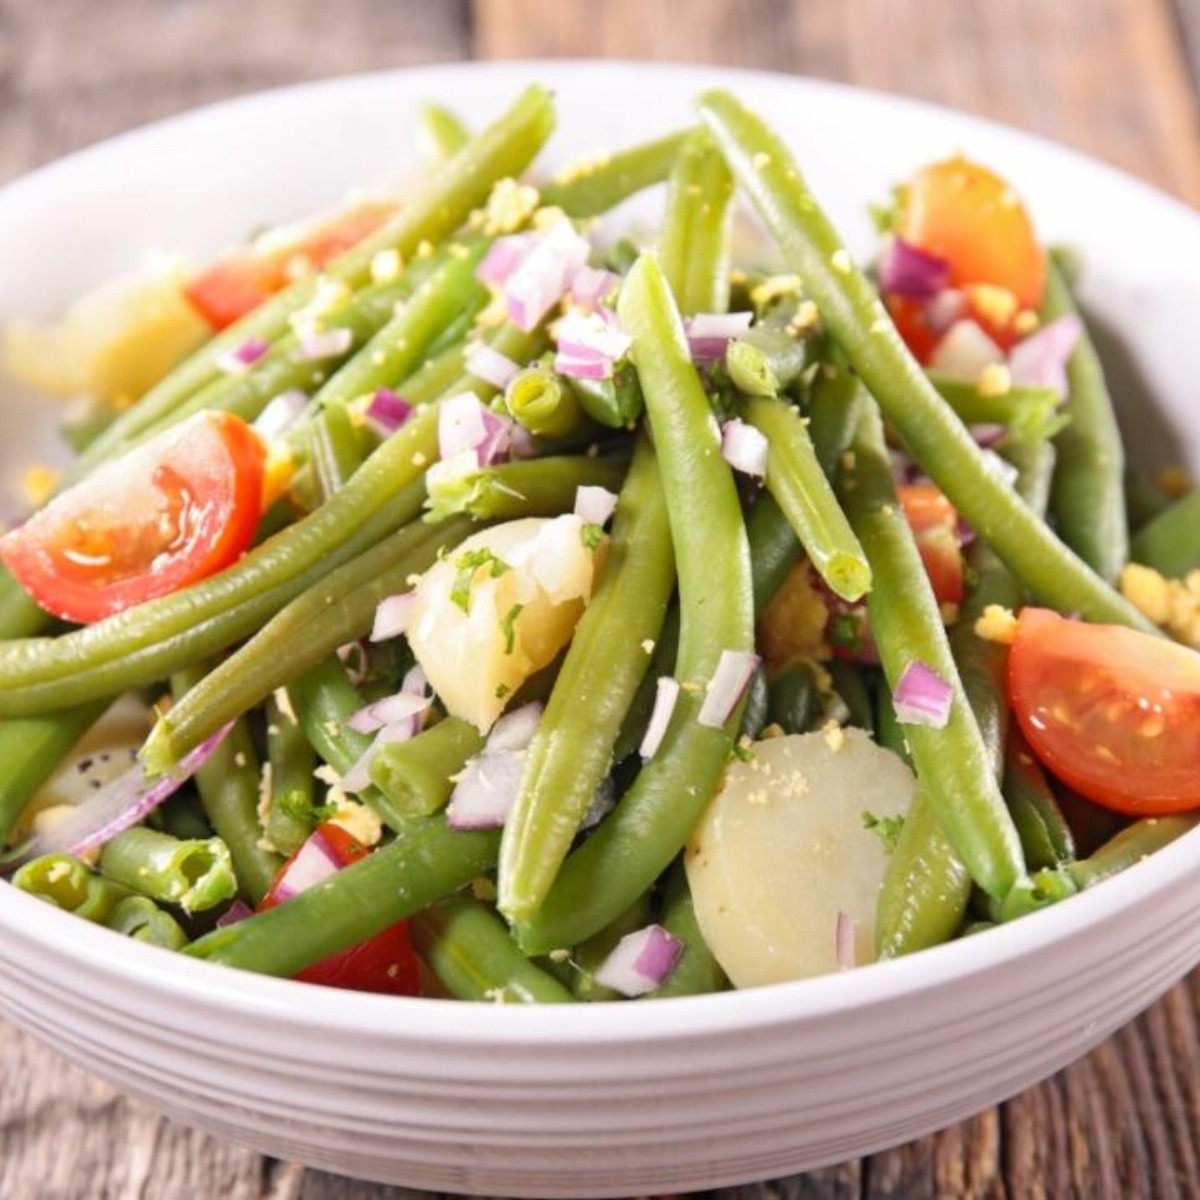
[271,828,342,901]
[835,910,859,971]
[877,237,949,299]
[555,350,613,381]
[298,326,353,361]
[697,650,761,728]
[1008,313,1082,397]
[555,309,632,361]
[401,664,429,697]
[593,924,684,997]
[346,691,431,735]
[445,749,525,830]
[253,389,308,441]
[216,899,253,929]
[929,319,1004,379]
[466,343,521,390]
[370,592,417,642]
[438,392,490,459]
[640,677,680,760]
[686,311,754,365]
[569,265,620,310]
[574,485,618,526]
[476,234,533,288]
[364,387,413,436]
[892,661,953,729]
[721,419,769,478]
[485,702,544,754]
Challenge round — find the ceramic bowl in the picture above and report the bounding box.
[0,61,1197,1198]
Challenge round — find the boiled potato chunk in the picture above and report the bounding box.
[407,516,603,732]
[686,728,915,986]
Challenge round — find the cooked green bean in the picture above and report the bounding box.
[307,402,365,499]
[746,494,799,615]
[1043,253,1128,582]
[0,570,48,640]
[611,604,680,764]
[99,827,236,913]
[1125,468,1174,530]
[499,437,675,924]
[14,853,131,922]
[186,816,499,978]
[105,894,189,950]
[418,102,471,163]
[874,678,912,766]
[1067,816,1199,890]
[369,717,484,817]
[504,366,587,439]
[569,895,653,1002]
[566,362,645,429]
[1004,736,1074,871]
[264,691,318,856]
[540,129,691,218]
[826,659,875,733]
[744,395,871,601]
[411,895,574,1004]
[650,861,729,998]
[766,660,821,735]
[927,372,1063,443]
[1130,491,1200,578]
[697,89,1155,633]
[806,359,867,478]
[395,337,469,407]
[288,656,375,777]
[518,253,753,953]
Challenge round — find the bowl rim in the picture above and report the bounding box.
[1,57,1197,1045]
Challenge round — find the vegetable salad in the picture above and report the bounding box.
[0,86,1197,1002]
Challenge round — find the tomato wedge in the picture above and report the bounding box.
[185,201,396,330]
[0,412,265,624]
[1008,607,1200,815]
[261,823,420,996]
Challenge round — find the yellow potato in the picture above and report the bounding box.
[686,728,915,986]
[406,516,603,732]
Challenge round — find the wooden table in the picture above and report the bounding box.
[2,2,1200,1196]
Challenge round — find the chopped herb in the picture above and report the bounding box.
[830,612,865,654]
[862,811,905,854]
[450,548,510,613]
[495,683,511,700]
[731,743,754,763]
[580,523,604,551]
[501,603,525,654]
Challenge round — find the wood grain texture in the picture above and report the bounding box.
[4,0,1200,1196]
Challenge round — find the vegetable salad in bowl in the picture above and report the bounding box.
[0,83,1196,1004]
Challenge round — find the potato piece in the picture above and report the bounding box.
[686,728,915,986]
[407,516,603,732]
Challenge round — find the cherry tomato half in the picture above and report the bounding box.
[0,412,265,625]
[1008,607,1200,816]
[898,484,965,607]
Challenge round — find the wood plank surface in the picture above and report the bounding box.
[2,1,1200,1197]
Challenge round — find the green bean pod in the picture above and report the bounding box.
[418,102,471,163]
[1130,492,1200,578]
[307,402,366,499]
[649,861,729,999]
[1004,736,1075,871]
[369,717,485,818]
[504,365,588,439]
[99,827,237,913]
[14,854,132,923]
[927,373,1064,444]
[105,894,189,950]
[1067,816,1199,891]
[264,691,318,857]
[0,570,48,640]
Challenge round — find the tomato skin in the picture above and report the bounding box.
[898,484,965,607]
[261,823,420,997]
[1008,608,1200,816]
[184,259,276,332]
[899,158,1046,312]
[0,412,265,624]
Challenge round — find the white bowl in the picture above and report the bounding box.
[0,61,1198,1198]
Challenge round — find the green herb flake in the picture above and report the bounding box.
[862,811,905,854]
[500,603,525,655]
[494,683,511,700]
[580,523,605,551]
[450,548,510,613]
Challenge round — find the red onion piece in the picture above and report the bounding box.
[216,337,270,375]
[555,350,613,381]
[1008,313,1082,398]
[835,910,858,971]
[298,326,353,362]
[685,312,753,365]
[270,826,343,902]
[505,220,591,332]
[893,661,953,729]
[476,234,534,288]
[402,664,429,697]
[347,691,431,735]
[697,650,762,729]
[485,702,543,753]
[879,238,950,299]
[6,725,233,867]
[640,677,680,760]
[593,923,684,997]
[444,702,544,831]
[721,419,769,478]
[370,592,417,642]
[466,343,521,391]
[924,288,967,335]
[340,716,422,794]
[929,319,1004,379]
[556,310,632,361]
[216,898,253,929]
[569,265,621,310]
[365,387,413,436]
[438,392,490,459]
[574,485,618,526]
[252,389,309,441]
[475,407,519,467]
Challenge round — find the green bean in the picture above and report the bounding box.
[1130,492,1200,578]
[504,366,587,439]
[14,854,131,922]
[307,402,365,498]
[411,895,574,1004]
[744,396,871,601]
[650,861,728,998]
[369,717,484,818]
[766,659,820,735]
[70,84,555,475]
[499,437,675,924]
[0,700,109,847]
[746,493,799,616]
[173,668,281,905]
[186,816,499,978]
[806,360,867,478]
[394,336,469,407]
[0,415,439,716]
[518,253,753,953]
[839,404,1023,900]
[927,373,1064,443]
[418,102,471,163]
[611,605,680,764]
[874,678,912,766]
[1067,816,1199,890]
[0,569,50,639]
[569,895,653,1002]
[1004,736,1074,871]
[105,894,189,950]
[456,322,551,404]
[660,130,735,314]
[540,129,691,218]
[143,516,472,772]
[731,320,814,395]
[264,692,318,856]
[826,660,875,733]
[153,793,213,842]
[1044,253,1128,582]
[289,656,375,772]
[99,827,236,913]
[566,361,645,429]
[697,89,1155,633]
[1125,468,1174,531]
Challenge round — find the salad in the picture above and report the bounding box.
[0,84,1196,1002]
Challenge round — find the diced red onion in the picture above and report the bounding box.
[270,826,343,902]
[466,343,521,391]
[574,485,618,526]
[402,664,429,697]
[476,234,534,288]
[6,725,233,867]
[721,419,770,478]
[556,309,632,361]
[438,392,490,459]
[685,311,754,365]
[979,447,1020,488]
[640,677,680,760]
[1008,313,1081,398]
[253,390,308,442]
[298,326,353,361]
[340,716,422,794]
[475,407,520,467]
[697,650,762,729]
[370,592,417,642]
[878,237,950,299]
[216,337,270,375]
[835,910,858,971]
[216,898,253,929]
[893,661,953,729]
[555,350,613,381]
[925,288,967,335]
[486,702,543,753]
[593,923,684,997]
[347,691,431,735]
[971,423,1008,449]
[365,387,413,436]
[929,319,1004,379]
[445,749,526,830]
[505,220,592,332]
[337,640,371,685]
[569,265,621,310]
